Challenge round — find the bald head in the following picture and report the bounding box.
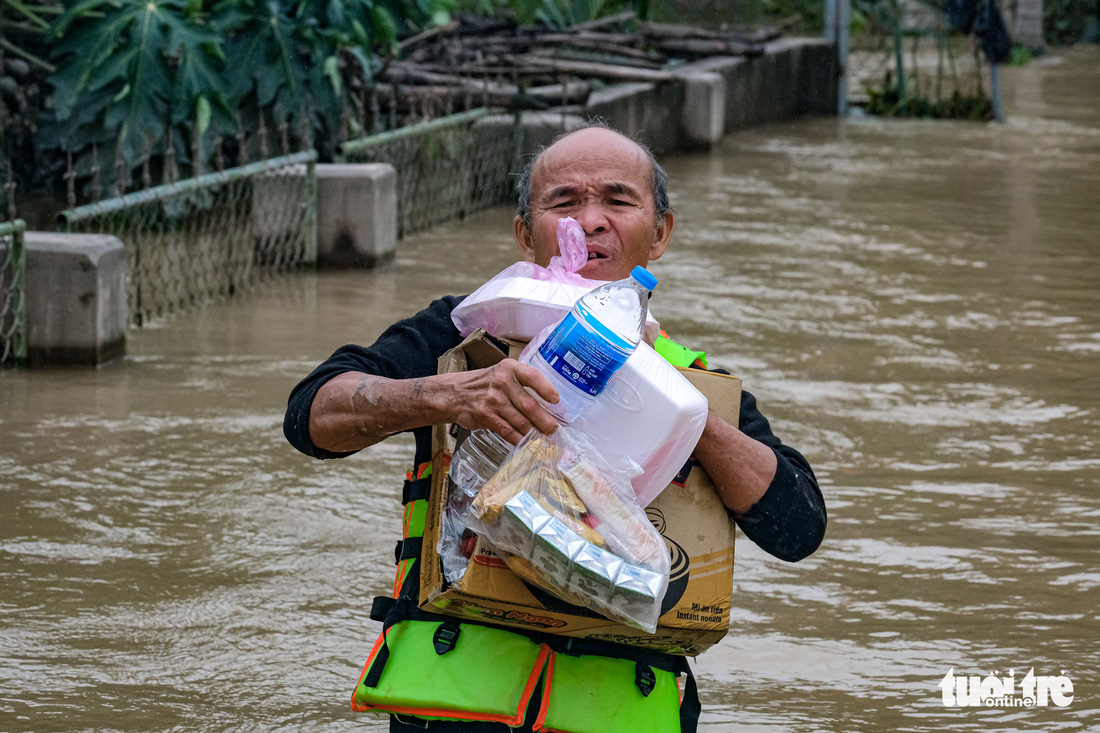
[516,125,670,229]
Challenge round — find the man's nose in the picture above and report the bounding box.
[574,203,608,234]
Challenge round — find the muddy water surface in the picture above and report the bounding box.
[2,47,1098,732]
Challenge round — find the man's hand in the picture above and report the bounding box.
[448,359,561,444]
[308,359,560,453]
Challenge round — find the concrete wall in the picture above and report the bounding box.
[475,38,838,161]
[252,162,397,269]
[585,38,838,152]
[689,38,838,135]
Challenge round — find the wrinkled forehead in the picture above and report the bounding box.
[530,130,653,199]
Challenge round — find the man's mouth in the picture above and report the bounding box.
[586,252,607,261]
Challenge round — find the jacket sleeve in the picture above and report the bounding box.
[283,295,466,460]
[729,389,827,562]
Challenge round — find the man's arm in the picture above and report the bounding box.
[308,360,561,453]
[284,296,564,458]
[692,412,776,514]
[694,390,827,562]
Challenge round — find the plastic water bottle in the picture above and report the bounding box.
[449,266,658,496]
[449,427,514,497]
[525,265,658,424]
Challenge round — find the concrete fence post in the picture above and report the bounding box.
[315,163,398,268]
[24,232,128,366]
[825,0,851,114]
[255,162,396,268]
[677,71,727,150]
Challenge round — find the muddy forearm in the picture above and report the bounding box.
[692,410,778,515]
[308,371,457,453]
[307,360,562,454]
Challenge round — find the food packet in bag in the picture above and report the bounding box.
[460,425,671,633]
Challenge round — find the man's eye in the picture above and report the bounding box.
[552,201,573,208]
[611,199,632,206]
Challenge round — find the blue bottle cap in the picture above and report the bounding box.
[630,266,658,291]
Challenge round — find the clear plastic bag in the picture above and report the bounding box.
[450,218,660,343]
[457,425,671,633]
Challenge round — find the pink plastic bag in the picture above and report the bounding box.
[546,216,590,275]
[451,218,659,342]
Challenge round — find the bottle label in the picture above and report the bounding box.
[538,310,629,397]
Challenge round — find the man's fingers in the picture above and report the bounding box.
[469,360,560,439]
[514,362,559,405]
[493,406,534,445]
[509,364,560,435]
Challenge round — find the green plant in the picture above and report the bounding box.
[30,0,454,197]
[46,1,228,167]
[1044,0,1092,44]
[865,83,994,120]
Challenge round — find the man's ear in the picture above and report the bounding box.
[514,215,537,262]
[648,210,675,261]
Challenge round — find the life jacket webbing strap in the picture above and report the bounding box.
[393,536,423,565]
[368,595,687,675]
[678,657,701,732]
[538,634,680,675]
[361,624,394,689]
[361,595,414,689]
[402,477,431,505]
[370,595,396,622]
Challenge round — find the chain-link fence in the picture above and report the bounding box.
[340,108,521,238]
[0,219,27,367]
[847,0,995,117]
[57,152,317,328]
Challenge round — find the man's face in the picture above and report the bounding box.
[514,128,674,281]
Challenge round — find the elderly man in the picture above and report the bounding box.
[284,125,826,732]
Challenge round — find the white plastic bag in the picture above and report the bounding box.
[458,426,671,633]
[451,218,660,343]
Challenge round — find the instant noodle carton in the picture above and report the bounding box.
[420,330,742,656]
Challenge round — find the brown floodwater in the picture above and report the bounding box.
[2,47,1098,732]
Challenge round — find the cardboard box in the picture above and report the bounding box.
[420,330,742,656]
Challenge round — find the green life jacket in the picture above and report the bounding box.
[352,338,709,732]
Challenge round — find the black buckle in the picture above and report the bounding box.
[433,623,461,655]
[635,662,656,697]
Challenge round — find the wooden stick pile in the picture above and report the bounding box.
[347,11,802,113]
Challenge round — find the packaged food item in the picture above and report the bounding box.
[456,426,671,633]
